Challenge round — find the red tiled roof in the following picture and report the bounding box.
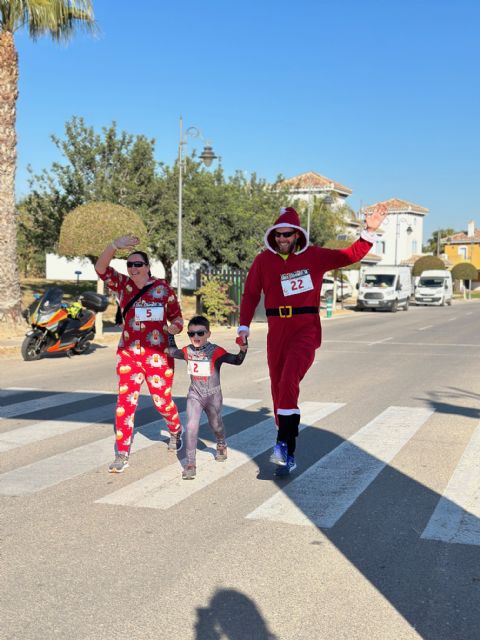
[280,171,352,196]
[444,229,480,244]
[364,198,429,215]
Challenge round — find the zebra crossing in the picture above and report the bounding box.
[1,387,480,545]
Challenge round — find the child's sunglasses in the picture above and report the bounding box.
[274,230,296,238]
[187,330,207,337]
[126,261,147,268]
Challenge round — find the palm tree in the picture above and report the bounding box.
[0,1,95,327]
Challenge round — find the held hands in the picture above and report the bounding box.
[364,203,388,232]
[113,235,140,250]
[167,317,183,335]
[236,336,248,352]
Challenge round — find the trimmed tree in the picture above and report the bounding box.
[411,255,445,277]
[58,201,147,333]
[0,0,95,328]
[452,262,478,299]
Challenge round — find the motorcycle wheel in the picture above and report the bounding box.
[21,334,44,361]
[72,340,91,355]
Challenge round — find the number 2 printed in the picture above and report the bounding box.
[291,278,304,291]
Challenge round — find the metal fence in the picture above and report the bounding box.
[196,267,248,325]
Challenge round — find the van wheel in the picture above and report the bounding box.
[447,298,452,306]
[403,299,409,311]
[440,297,445,307]
[391,300,398,313]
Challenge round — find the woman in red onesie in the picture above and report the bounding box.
[96,235,184,473]
[238,205,387,475]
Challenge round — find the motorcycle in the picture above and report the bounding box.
[21,287,109,361]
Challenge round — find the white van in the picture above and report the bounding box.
[357,266,412,312]
[415,270,453,306]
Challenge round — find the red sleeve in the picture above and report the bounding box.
[239,253,263,327]
[165,284,183,322]
[95,266,127,293]
[211,346,227,368]
[316,237,373,271]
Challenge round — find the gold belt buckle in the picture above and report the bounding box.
[279,305,292,318]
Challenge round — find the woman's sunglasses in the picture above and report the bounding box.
[274,230,296,238]
[126,261,147,268]
[187,330,207,337]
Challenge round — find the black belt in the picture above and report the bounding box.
[266,306,319,318]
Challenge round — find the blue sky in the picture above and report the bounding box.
[15,0,480,240]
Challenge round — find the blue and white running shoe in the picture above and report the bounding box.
[275,455,297,476]
[270,441,288,466]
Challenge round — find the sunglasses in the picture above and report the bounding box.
[274,230,297,238]
[187,330,207,337]
[126,261,147,268]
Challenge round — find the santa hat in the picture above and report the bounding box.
[264,207,308,254]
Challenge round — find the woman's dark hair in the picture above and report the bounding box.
[188,315,210,331]
[127,251,152,277]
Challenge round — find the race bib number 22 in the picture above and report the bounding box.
[281,269,314,296]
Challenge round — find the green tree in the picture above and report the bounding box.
[452,262,478,299]
[58,201,147,262]
[423,228,455,254]
[0,0,95,327]
[412,255,445,277]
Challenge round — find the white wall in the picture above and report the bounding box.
[377,213,424,265]
[46,254,165,281]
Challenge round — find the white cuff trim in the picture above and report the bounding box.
[277,408,301,416]
[237,325,250,336]
[360,229,376,243]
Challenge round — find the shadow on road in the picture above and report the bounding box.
[195,589,277,640]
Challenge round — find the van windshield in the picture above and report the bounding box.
[364,274,395,287]
[419,278,444,288]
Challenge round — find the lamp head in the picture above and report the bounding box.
[199,145,217,167]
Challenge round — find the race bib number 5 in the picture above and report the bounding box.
[135,305,164,322]
[187,360,211,377]
[281,269,314,296]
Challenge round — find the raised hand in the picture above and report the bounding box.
[365,203,388,232]
[114,235,140,250]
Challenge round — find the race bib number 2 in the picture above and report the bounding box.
[187,360,211,377]
[281,269,314,296]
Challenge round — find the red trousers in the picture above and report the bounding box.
[114,348,181,454]
[266,318,318,420]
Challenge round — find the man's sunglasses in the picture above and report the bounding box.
[274,230,296,238]
[126,261,147,268]
[187,330,207,337]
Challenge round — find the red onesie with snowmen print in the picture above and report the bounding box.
[97,266,183,454]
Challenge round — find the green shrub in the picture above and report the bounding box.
[195,276,237,326]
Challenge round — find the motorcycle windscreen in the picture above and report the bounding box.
[38,287,64,312]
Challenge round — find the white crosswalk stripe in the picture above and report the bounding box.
[0,389,108,420]
[96,402,344,510]
[0,398,258,495]
[247,406,434,528]
[421,421,480,546]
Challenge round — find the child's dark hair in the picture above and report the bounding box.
[127,251,152,277]
[188,315,210,331]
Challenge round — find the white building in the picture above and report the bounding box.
[363,198,428,265]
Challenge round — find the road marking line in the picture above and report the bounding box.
[418,325,433,331]
[0,403,116,453]
[247,406,434,528]
[421,422,480,546]
[368,337,392,345]
[446,317,457,322]
[323,340,480,348]
[0,391,107,420]
[0,398,258,495]
[96,402,344,510]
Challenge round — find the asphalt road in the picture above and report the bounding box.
[1,301,480,640]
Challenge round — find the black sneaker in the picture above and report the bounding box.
[108,453,129,473]
[215,443,228,462]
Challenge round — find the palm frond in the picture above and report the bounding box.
[1,0,95,39]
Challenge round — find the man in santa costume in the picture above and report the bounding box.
[238,204,387,475]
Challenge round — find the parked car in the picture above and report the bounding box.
[321,276,353,301]
[415,270,453,306]
[356,265,412,312]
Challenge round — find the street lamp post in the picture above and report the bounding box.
[177,116,217,302]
